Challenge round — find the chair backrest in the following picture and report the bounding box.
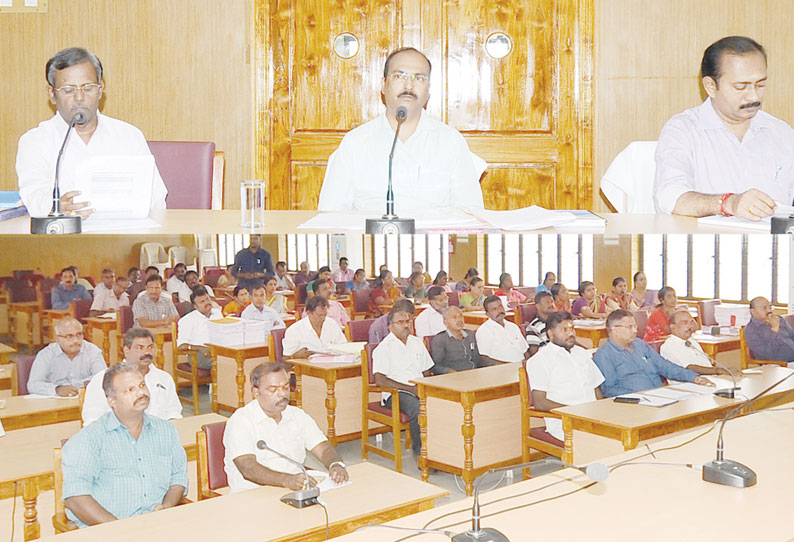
[517,303,538,326]
[70,299,93,322]
[199,422,228,495]
[353,288,372,313]
[633,310,649,340]
[600,141,658,213]
[347,318,376,342]
[295,283,308,305]
[363,342,377,385]
[13,270,35,281]
[140,243,168,270]
[203,267,225,288]
[423,335,435,358]
[647,340,664,354]
[14,355,35,395]
[39,277,61,293]
[7,279,37,303]
[519,359,534,407]
[515,287,535,300]
[269,327,287,362]
[698,299,721,327]
[168,246,190,267]
[148,141,216,209]
[447,290,460,308]
[118,305,134,335]
[176,301,193,317]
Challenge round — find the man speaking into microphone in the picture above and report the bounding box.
[16,47,167,218]
[318,47,486,214]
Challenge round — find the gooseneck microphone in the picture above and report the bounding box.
[31,111,87,234]
[256,440,320,508]
[365,106,416,234]
[697,346,740,399]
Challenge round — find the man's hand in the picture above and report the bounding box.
[770,313,781,333]
[284,473,317,491]
[291,347,314,359]
[725,189,775,221]
[59,190,94,218]
[55,385,79,397]
[694,376,715,387]
[329,463,349,484]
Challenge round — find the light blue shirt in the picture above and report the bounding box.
[240,303,286,334]
[27,341,106,396]
[62,412,187,527]
[51,283,91,310]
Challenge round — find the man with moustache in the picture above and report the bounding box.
[654,36,794,219]
[51,266,92,310]
[743,296,794,363]
[476,295,530,364]
[318,47,486,213]
[62,362,187,527]
[81,328,182,425]
[177,287,223,370]
[89,273,130,316]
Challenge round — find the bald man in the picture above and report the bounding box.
[744,297,794,363]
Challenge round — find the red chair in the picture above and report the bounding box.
[346,318,376,342]
[353,288,372,319]
[447,290,460,308]
[633,310,649,340]
[697,299,721,327]
[13,355,35,395]
[268,327,287,362]
[197,421,228,500]
[519,360,563,477]
[70,299,93,324]
[516,303,538,331]
[148,141,221,209]
[114,306,135,360]
[295,283,308,306]
[203,267,225,288]
[423,335,435,358]
[176,301,193,317]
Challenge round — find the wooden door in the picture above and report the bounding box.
[255,0,593,211]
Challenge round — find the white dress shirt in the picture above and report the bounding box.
[166,276,193,303]
[318,111,486,214]
[176,307,223,347]
[223,401,327,493]
[475,318,529,363]
[89,286,129,312]
[240,304,286,335]
[526,342,605,441]
[27,341,106,396]
[16,112,167,217]
[414,307,446,339]
[81,364,182,426]
[372,332,434,402]
[660,334,712,369]
[282,317,346,356]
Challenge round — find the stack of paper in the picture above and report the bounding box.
[573,319,605,327]
[554,210,607,231]
[308,354,358,364]
[696,202,794,231]
[208,318,245,346]
[242,320,267,344]
[469,206,575,231]
[713,304,750,327]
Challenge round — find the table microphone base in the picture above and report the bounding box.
[280,486,320,508]
[702,459,757,488]
[715,388,739,399]
[31,215,82,234]
[365,215,415,234]
[452,528,509,541]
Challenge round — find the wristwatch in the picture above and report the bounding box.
[329,461,346,470]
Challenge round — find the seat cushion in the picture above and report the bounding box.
[529,427,564,448]
[368,402,410,423]
[177,362,211,378]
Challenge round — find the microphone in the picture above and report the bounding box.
[452,458,608,542]
[703,367,794,488]
[365,105,415,234]
[694,343,739,398]
[30,111,87,234]
[256,439,320,508]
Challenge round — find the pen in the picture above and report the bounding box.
[774,166,782,181]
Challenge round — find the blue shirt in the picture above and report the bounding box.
[744,316,794,362]
[231,248,274,292]
[51,283,91,310]
[62,412,188,527]
[593,338,698,397]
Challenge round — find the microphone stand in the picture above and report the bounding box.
[256,440,320,508]
[700,348,739,399]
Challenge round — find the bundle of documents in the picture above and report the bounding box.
[713,304,750,327]
[242,320,267,345]
[616,382,714,406]
[207,318,245,346]
[697,202,794,231]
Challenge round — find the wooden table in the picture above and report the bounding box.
[83,316,118,365]
[40,462,448,542]
[8,300,41,350]
[413,363,522,496]
[0,396,81,431]
[462,310,516,327]
[692,331,741,357]
[149,325,173,373]
[0,342,17,364]
[554,365,794,464]
[573,322,607,347]
[41,309,70,343]
[0,362,14,394]
[209,342,269,412]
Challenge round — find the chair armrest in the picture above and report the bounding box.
[528,408,562,420]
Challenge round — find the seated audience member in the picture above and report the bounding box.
[128,265,158,301]
[89,275,130,316]
[215,265,236,289]
[367,269,400,317]
[306,266,333,300]
[283,296,346,358]
[403,271,427,302]
[373,304,435,461]
[476,295,530,364]
[28,317,105,397]
[185,270,215,299]
[744,296,794,362]
[240,285,286,336]
[82,328,182,425]
[369,298,415,345]
[536,271,556,294]
[263,274,288,315]
[176,287,222,370]
[604,276,640,312]
[274,261,295,291]
[132,275,178,328]
[433,270,455,294]
[63,362,187,527]
[69,266,94,292]
[331,257,355,284]
[495,272,527,306]
[223,362,349,493]
[431,306,491,374]
[643,286,678,342]
[414,261,432,284]
[166,263,191,302]
[293,261,316,286]
[593,310,712,397]
[127,267,140,285]
[551,282,571,312]
[455,267,479,292]
[52,267,92,310]
[414,286,448,338]
[629,271,652,308]
[653,36,793,220]
[309,280,350,329]
[527,311,605,441]
[661,310,736,375]
[526,291,555,355]
[459,277,486,311]
[222,285,250,316]
[571,281,608,319]
[90,268,115,300]
[351,268,368,291]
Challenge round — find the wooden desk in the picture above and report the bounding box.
[413,363,522,496]
[692,331,740,357]
[554,365,794,464]
[149,325,173,374]
[8,300,41,350]
[42,462,448,542]
[573,322,607,347]
[209,342,269,412]
[330,409,794,542]
[0,342,17,364]
[0,396,81,431]
[83,316,118,365]
[462,310,516,327]
[41,309,70,343]
[0,363,14,394]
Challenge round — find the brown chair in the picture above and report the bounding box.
[519,360,563,478]
[361,343,412,473]
[268,327,287,362]
[346,318,376,342]
[171,322,213,414]
[739,327,788,370]
[423,335,436,358]
[70,298,93,324]
[633,310,649,340]
[698,299,721,327]
[52,445,78,533]
[196,421,228,500]
[447,290,460,307]
[114,305,135,361]
[147,141,224,209]
[516,303,538,332]
[515,287,536,300]
[203,267,225,288]
[352,288,373,319]
[176,301,193,317]
[7,279,41,349]
[12,355,35,395]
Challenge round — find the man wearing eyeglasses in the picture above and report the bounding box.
[81,328,182,426]
[318,47,485,214]
[27,317,106,397]
[16,47,167,218]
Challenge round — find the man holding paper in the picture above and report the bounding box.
[282,296,346,358]
[16,47,167,218]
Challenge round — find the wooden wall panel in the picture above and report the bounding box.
[480,167,556,210]
[289,164,326,210]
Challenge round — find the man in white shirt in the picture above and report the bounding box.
[274,261,295,291]
[526,311,605,442]
[309,280,350,330]
[223,361,349,493]
[318,47,486,215]
[240,285,286,336]
[176,287,223,370]
[283,296,346,358]
[476,295,530,364]
[89,274,130,316]
[414,286,448,339]
[16,47,166,218]
[184,270,215,299]
[82,328,182,425]
[166,263,192,303]
[660,310,734,375]
[373,305,435,458]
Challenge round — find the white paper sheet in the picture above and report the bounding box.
[468,206,575,231]
[306,469,352,493]
[697,202,794,231]
[81,216,162,232]
[74,155,155,219]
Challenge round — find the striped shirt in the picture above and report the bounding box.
[132,293,178,326]
[525,316,549,348]
[62,412,187,527]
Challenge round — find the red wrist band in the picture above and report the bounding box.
[719,193,734,216]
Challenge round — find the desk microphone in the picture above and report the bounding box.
[703,367,794,488]
[31,111,86,234]
[256,440,320,508]
[365,106,415,234]
[693,343,739,398]
[452,458,608,542]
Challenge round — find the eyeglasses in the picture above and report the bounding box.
[264,384,291,394]
[388,71,430,83]
[130,344,155,352]
[53,83,102,96]
[56,332,84,340]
